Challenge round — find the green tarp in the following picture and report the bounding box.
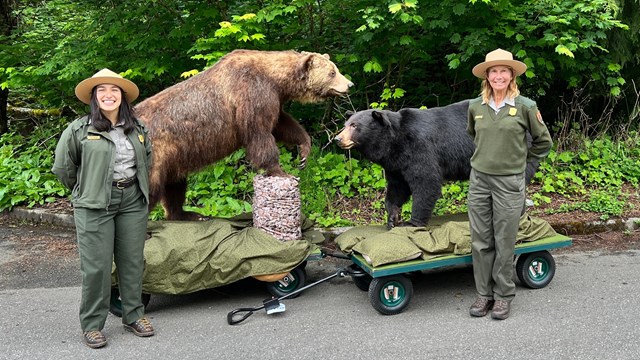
[335,214,558,267]
[112,214,323,295]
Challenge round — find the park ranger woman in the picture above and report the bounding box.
[53,69,154,348]
[466,49,553,320]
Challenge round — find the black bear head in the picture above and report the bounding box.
[334,109,397,163]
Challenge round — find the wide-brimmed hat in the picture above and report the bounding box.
[472,48,527,79]
[74,68,139,104]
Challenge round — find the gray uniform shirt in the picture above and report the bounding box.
[109,122,136,180]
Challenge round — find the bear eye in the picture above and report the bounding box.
[329,70,336,77]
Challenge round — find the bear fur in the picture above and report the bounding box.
[335,100,537,228]
[135,49,353,220]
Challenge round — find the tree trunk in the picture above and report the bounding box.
[0,88,7,134]
[1,0,17,135]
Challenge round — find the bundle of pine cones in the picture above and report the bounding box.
[252,174,302,241]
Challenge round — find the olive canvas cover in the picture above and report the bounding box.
[112,213,321,294]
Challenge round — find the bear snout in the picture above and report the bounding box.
[329,74,354,96]
[334,128,355,149]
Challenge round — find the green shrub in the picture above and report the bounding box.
[0,129,67,211]
[4,121,639,228]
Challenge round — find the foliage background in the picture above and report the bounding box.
[0,0,639,226]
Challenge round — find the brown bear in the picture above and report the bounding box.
[135,49,353,220]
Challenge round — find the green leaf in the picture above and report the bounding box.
[452,4,466,15]
[399,35,413,45]
[555,45,575,58]
[389,3,403,14]
[610,86,621,96]
[364,60,383,73]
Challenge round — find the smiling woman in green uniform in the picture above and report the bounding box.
[53,69,154,348]
[466,49,552,320]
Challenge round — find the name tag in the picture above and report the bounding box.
[475,115,483,119]
[87,135,101,140]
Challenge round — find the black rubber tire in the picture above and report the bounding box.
[109,287,151,317]
[352,273,373,292]
[515,251,556,289]
[265,266,306,299]
[368,275,413,315]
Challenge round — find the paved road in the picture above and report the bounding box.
[1,239,640,360]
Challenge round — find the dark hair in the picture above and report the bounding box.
[89,86,137,134]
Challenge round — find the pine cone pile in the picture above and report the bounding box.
[252,174,302,241]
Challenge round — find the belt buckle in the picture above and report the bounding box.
[116,179,127,189]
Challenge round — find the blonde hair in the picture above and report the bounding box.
[479,66,520,103]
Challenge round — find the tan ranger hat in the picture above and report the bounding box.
[75,68,139,104]
[472,48,527,79]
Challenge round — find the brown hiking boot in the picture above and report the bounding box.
[83,330,107,349]
[123,317,155,337]
[491,299,512,320]
[469,297,494,317]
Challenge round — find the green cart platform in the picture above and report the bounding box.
[348,234,572,315]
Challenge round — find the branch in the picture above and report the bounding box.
[8,106,62,117]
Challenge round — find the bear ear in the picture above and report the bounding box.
[322,53,330,60]
[371,110,391,127]
[297,53,315,80]
[345,110,355,118]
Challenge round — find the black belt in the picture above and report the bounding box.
[112,177,137,189]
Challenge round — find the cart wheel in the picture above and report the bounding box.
[265,266,306,299]
[368,275,413,315]
[348,264,372,291]
[109,287,151,317]
[516,251,556,289]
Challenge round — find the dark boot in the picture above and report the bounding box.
[469,297,494,317]
[83,330,107,349]
[124,317,155,337]
[491,299,512,320]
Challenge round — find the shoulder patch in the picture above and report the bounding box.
[536,111,544,124]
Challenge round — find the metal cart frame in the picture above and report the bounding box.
[349,234,573,315]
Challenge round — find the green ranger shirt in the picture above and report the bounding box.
[52,116,152,209]
[467,95,552,176]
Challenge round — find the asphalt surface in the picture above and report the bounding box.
[1,214,640,359]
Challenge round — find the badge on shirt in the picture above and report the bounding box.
[474,115,483,119]
[536,111,544,124]
[509,108,517,116]
[138,134,145,143]
[87,135,101,140]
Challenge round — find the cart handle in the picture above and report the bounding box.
[228,306,262,325]
[227,267,351,325]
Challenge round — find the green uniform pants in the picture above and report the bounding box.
[74,184,147,331]
[468,169,525,301]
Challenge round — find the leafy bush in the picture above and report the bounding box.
[3,120,639,227]
[154,146,389,227]
[0,128,67,211]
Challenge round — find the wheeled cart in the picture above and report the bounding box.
[108,215,326,317]
[348,234,572,315]
[109,246,324,317]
